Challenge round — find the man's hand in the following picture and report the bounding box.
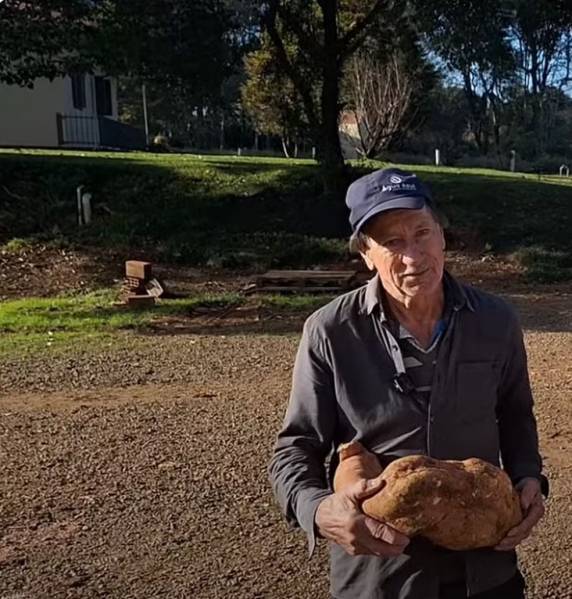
[495,477,545,551]
[315,475,410,557]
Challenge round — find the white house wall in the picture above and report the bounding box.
[0,74,119,149]
[0,77,66,147]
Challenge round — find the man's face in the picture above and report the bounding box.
[360,207,445,300]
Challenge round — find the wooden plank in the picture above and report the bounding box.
[126,294,155,308]
[248,285,344,294]
[259,270,353,279]
[248,269,365,294]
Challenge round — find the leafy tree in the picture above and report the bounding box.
[114,0,257,148]
[1,0,233,105]
[242,36,313,157]
[261,0,398,194]
[418,0,515,157]
[93,1,230,97]
[0,0,95,86]
[508,0,572,155]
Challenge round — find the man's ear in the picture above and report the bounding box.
[360,251,375,271]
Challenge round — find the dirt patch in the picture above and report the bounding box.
[0,245,121,301]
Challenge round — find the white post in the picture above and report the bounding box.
[510,150,516,173]
[82,193,92,225]
[142,84,150,145]
[435,148,440,166]
[312,147,316,160]
[77,185,84,226]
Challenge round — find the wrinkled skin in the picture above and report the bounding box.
[334,441,523,551]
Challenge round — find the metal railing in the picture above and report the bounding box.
[56,114,146,150]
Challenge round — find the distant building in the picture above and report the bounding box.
[339,111,361,160]
[0,73,145,150]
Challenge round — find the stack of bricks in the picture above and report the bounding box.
[124,260,156,308]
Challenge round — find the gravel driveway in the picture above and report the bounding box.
[0,290,571,599]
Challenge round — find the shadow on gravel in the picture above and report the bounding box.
[136,288,572,338]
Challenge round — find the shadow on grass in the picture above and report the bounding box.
[1,152,571,275]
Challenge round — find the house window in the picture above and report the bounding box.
[71,73,86,110]
[95,76,113,116]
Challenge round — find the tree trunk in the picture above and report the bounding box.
[320,0,346,197]
[219,112,225,151]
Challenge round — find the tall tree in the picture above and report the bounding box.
[508,0,572,155]
[261,0,397,195]
[242,40,312,156]
[419,0,515,157]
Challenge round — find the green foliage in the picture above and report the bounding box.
[512,246,572,283]
[0,0,95,86]
[416,0,572,159]
[95,1,230,92]
[1,238,34,253]
[242,36,312,141]
[1,0,234,110]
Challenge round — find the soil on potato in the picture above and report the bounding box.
[0,248,571,598]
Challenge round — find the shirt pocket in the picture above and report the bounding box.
[455,361,499,423]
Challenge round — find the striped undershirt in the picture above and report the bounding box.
[394,321,444,403]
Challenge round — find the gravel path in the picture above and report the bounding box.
[0,292,571,599]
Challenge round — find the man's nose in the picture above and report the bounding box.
[401,242,423,264]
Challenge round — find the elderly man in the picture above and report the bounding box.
[268,168,548,599]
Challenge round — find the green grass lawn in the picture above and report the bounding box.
[2,149,571,355]
[1,149,571,274]
[0,289,332,356]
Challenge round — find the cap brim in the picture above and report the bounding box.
[353,197,426,233]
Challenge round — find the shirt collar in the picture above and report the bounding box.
[361,270,475,318]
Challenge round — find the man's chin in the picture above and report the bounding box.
[402,278,441,296]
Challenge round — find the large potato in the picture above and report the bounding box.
[333,441,522,550]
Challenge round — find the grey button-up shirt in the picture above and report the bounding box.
[269,272,543,599]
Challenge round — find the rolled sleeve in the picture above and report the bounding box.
[268,316,337,555]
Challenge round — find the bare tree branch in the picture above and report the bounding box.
[344,52,413,158]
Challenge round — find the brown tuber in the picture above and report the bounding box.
[333,441,523,550]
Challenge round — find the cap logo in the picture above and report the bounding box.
[389,175,403,184]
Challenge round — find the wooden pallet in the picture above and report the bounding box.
[245,269,368,294]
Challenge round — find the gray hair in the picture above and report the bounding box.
[348,206,447,255]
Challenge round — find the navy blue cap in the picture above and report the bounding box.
[346,168,433,233]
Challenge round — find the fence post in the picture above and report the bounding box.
[510,150,516,173]
[434,148,440,166]
[56,113,64,146]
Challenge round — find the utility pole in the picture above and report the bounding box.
[142,84,150,146]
